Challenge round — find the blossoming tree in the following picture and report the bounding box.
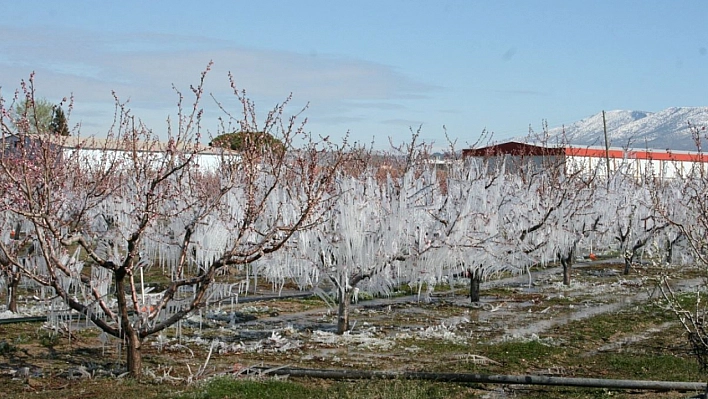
[0,70,347,377]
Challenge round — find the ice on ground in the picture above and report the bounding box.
[187,330,303,354]
[416,324,467,343]
[311,329,395,350]
[0,305,54,318]
[0,310,17,319]
[394,318,470,344]
[498,332,559,346]
[440,316,470,329]
[239,305,273,314]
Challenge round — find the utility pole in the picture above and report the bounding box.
[603,110,611,182]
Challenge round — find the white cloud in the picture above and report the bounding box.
[0,26,437,141]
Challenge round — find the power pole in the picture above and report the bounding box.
[603,110,611,181]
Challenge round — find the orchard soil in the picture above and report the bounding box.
[0,259,705,398]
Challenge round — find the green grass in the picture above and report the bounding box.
[180,378,321,399]
[479,340,567,373]
[396,339,470,357]
[179,377,470,399]
[597,353,701,381]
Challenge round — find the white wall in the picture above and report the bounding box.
[565,155,706,180]
[64,147,237,174]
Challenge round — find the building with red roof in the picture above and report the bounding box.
[462,141,708,179]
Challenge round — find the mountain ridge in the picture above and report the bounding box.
[523,107,708,151]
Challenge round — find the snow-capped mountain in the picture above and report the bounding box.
[540,107,708,151]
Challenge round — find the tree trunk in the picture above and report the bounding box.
[336,288,353,335]
[623,253,633,275]
[115,268,143,377]
[560,247,574,286]
[125,330,143,377]
[0,254,18,312]
[665,235,681,265]
[7,273,20,313]
[560,257,571,286]
[469,269,481,303]
[665,240,673,265]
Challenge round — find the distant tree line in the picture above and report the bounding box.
[13,97,69,136]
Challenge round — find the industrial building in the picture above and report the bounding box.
[462,141,708,179]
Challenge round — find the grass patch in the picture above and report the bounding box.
[1,378,180,399]
[180,377,321,399]
[481,340,566,372]
[594,353,701,381]
[396,339,470,358]
[179,377,471,399]
[326,378,470,399]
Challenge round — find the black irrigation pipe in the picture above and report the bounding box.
[0,313,87,325]
[0,315,48,325]
[235,292,315,304]
[254,367,708,393]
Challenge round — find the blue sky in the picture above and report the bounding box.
[1,1,706,150]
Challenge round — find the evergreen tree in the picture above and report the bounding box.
[50,106,70,136]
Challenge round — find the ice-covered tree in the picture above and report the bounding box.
[419,156,510,302]
[650,122,708,369]
[281,164,433,333]
[597,166,666,275]
[257,136,443,334]
[543,161,601,285]
[493,154,583,283]
[649,179,691,265]
[508,126,605,284]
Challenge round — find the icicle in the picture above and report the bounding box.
[253,267,258,295]
[244,264,249,297]
[140,265,145,305]
[527,266,532,288]
[99,332,108,356]
[176,320,182,344]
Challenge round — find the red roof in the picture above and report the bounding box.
[462,142,565,157]
[565,146,708,163]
